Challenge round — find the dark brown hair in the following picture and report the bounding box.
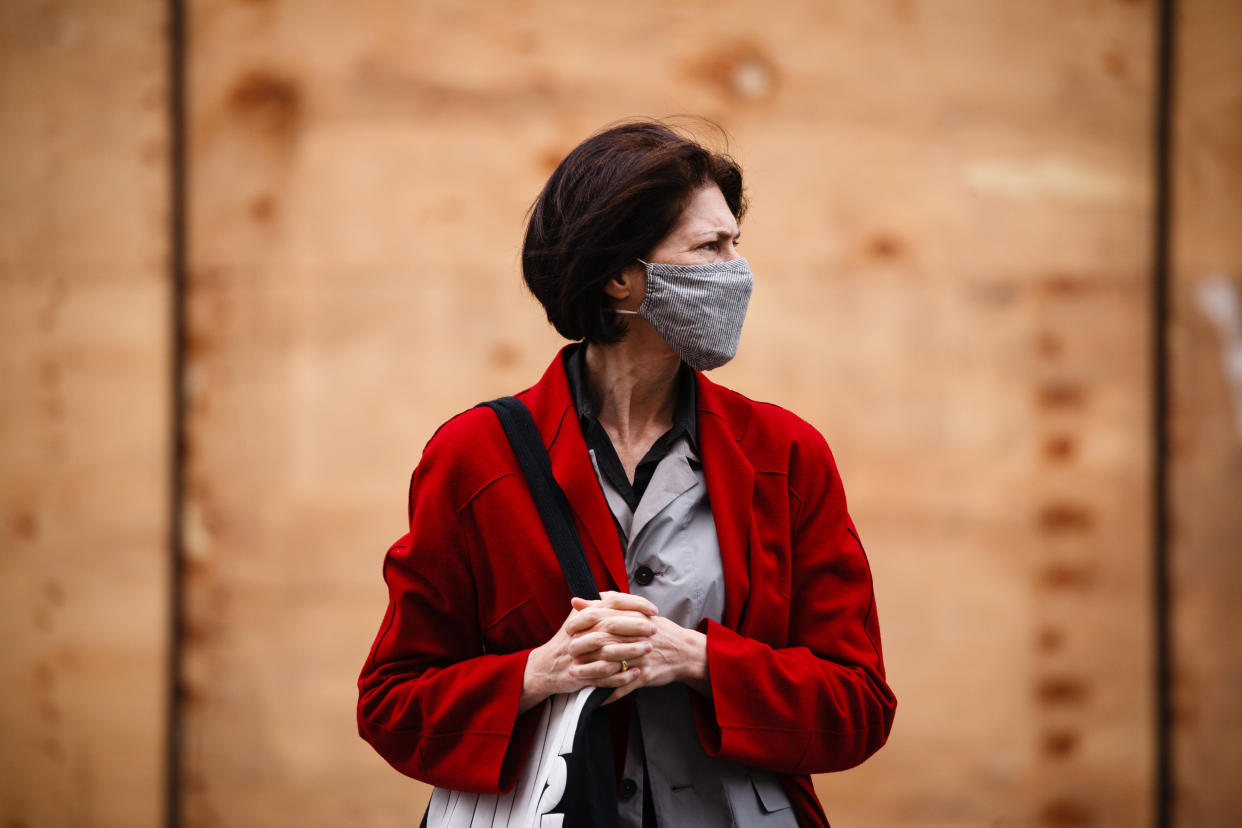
[522,120,747,343]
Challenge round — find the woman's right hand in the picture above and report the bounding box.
[519,591,658,713]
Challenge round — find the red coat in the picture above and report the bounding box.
[358,348,896,827]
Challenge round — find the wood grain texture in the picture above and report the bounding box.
[182,1,1154,826]
[1170,0,1242,824]
[0,2,170,827]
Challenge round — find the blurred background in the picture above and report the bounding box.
[2,0,1240,826]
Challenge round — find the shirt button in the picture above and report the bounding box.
[620,778,638,800]
[634,566,655,586]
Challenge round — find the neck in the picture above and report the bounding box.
[582,333,681,449]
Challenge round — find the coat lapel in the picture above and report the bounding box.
[518,349,628,594]
[695,373,756,630]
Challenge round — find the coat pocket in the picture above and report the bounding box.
[723,770,797,827]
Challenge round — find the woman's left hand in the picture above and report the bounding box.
[569,596,710,703]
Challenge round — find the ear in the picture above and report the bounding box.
[604,262,644,301]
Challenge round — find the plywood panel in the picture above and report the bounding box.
[758,5,1155,826]
[183,1,1153,826]
[0,2,170,827]
[1170,0,1242,824]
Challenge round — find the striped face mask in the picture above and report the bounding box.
[612,258,754,371]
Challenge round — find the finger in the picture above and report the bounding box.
[567,631,634,658]
[597,591,659,615]
[594,614,659,638]
[596,641,652,663]
[571,642,651,667]
[604,675,642,704]
[566,631,605,658]
[563,607,611,634]
[564,608,656,637]
[567,628,653,656]
[567,631,613,658]
[567,621,654,645]
[571,659,635,682]
[570,592,658,616]
[570,650,649,672]
[598,665,642,690]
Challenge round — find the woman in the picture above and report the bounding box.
[358,121,896,827]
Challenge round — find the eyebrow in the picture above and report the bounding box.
[694,228,741,241]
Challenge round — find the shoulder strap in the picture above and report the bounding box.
[476,397,601,601]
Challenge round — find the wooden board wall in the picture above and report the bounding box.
[1170,0,1242,825]
[792,4,1155,825]
[9,2,1242,826]
[0,2,170,827]
[181,2,1156,826]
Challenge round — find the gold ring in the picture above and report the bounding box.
[620,660,629,673]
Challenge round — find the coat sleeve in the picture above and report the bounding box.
[693,422,896,774]
[356,427,540,793]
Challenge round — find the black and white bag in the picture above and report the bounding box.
[421,397,619,828]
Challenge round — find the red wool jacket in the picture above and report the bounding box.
[358,348,896,827]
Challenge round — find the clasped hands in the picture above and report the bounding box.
[519,591,708,713]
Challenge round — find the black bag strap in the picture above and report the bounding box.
[476,396,601,601]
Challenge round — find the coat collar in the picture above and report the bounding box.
[694,371,756,629]
[518,347,757,627]
[516,348,629,593]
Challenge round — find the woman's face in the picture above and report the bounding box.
[606,184,743,326]
[646,184,741,266]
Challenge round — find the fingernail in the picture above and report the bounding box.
[649,625,657,635]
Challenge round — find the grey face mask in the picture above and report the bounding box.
[613,258,754,371]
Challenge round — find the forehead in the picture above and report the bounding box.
[671,185,738,236]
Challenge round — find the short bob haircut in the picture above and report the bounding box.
[522,120,747,343]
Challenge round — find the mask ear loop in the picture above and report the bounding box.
[607,260,649,314]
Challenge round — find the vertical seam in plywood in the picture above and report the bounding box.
[166,0,187,825]
[1152,1,1175,826]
